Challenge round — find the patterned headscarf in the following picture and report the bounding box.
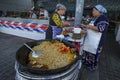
[56,4,66,11]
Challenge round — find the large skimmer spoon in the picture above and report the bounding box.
[24,43,42,58]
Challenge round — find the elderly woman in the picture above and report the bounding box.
[46,4,70,39]
[79,5,109,71]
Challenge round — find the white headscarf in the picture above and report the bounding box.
[95,4,107,13]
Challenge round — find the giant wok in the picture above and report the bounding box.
[16,39,82,75]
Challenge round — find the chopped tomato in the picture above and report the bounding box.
[60,46,71,53]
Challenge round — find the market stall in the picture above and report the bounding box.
[13,0,85,79]
[0,17,49,40]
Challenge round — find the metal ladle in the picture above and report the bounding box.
[24,43,42,58]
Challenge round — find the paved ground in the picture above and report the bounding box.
[0,32,120,80]
[0,33,33,80]
[99,33,120,80]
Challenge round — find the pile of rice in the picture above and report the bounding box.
[28,40,76,70]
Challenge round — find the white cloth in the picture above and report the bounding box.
[95,4,107,13]
[83,21,102,54]
[29,13,37,19]
[116,24,120,42]
[73,28,81,34]
[56,34,64,39]
[56,4,66,11]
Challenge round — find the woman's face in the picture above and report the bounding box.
[40,8,44,12]
[92,8,100,17]
[59,9,66,16]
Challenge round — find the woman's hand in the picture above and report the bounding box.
[80,24,91,29]
[80,24,87,28]
[63,22,70,27]
[39,16,45,19]
[81,24,99,31]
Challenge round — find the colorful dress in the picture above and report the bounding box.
[82,14,109,71]
[46,12,64,39]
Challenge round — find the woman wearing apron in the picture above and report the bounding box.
[46,4,70,39]
[79,5,109,71]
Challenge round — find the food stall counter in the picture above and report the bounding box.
[0,17,49,40]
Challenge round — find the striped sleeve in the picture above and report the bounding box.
[52,13,64,27]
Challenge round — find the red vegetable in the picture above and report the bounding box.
[60,46,70,53]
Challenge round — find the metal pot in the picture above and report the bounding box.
[16,39,82,75]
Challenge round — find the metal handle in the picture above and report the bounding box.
[24,43,34,52]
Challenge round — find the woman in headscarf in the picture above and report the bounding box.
[46,4,70,39]
[79,4,109,71]
[39,6,49,20]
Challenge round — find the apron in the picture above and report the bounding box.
[52,26,63,39]
[83,21,102,54]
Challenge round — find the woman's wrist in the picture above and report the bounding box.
[86,25,91,29]
[86,25,98,31]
